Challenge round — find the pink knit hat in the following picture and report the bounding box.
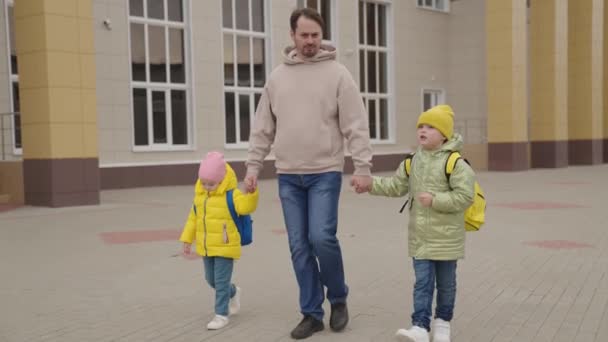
[198,152,226,183]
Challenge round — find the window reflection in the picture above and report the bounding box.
[149,26,167,82]
[169,28,185,83]
[148,0,164,19]
[133,88,149,146]
[130,23,146,81]
[171,90,187,144]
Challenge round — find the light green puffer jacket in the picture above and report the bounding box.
[371,133,475,260]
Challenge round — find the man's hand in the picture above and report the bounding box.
[417,192,434,207]
[182,242,192,255]
[244,174,258,193]
[350,175,372,194]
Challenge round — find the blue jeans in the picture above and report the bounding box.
[203,257,236,316]
[278,172,348,320]
[411,259,457,331]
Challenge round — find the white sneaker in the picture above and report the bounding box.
[229,286,241,315]
[432,318,451,342]
[395,326,429,342]
[206,315,229,330]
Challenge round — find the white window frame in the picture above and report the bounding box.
[4,0,21,155]
[358,0,394,144]
[421,88,445,112]
[222,0,271,149]
[128,0,194,152]
[296,0,337,46]
[416,0,450,13]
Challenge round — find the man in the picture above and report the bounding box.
[244,8,373,340]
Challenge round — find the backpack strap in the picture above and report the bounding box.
[444,151,463,182]
[404,153,415,177]
[399,153,415,213]
[226,189,239,223]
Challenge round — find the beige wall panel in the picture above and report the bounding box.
[46,51,81,88]
[80,54,97,89]
[42,0,78,17]
[44,15,79,53]
[21,122,51,158]
[19,87,50,124]
[78,18,95,54]
[16,51,48,89]
[13,0,44,19]
[14,15,46,53]
[47,87,82,123]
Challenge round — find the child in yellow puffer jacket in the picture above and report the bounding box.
[179,151,259,330]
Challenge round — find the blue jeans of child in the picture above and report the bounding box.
[278,172,348,321]
[203,256,236,316]
[411,259,458,331]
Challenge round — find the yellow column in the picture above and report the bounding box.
[486,0,529,171]
[604,0,608,163]
[568,0,604,164]
[15,0,99,207]
[530,0,569,168]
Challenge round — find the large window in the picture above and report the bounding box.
[222,0,268,146]
[128,0,191,150]
[4,0,20,153]
[416,0,449,13]
[359,1,392,142]
[422,88,445,111]
[296,0,335,43]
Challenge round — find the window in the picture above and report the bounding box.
[296,0,335,42]
[359,1,392,142]
[422,89,444,111]
[4,0,21,153]
[416,0,449,13]
[222,0,268,146]
[128,0,191,149]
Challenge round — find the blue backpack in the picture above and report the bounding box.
[226,189,253,246]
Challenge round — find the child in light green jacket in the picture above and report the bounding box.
[361,105,475,342]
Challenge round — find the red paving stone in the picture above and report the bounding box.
[524,240,594,250]
[99,229,180,244]
[494,201,589,210]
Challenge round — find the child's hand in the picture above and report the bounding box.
[417,192,434,207]
[182,242,192,255]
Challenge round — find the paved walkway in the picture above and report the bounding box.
[1,165,608,342]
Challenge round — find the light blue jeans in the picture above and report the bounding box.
[411,259,458,331]
[278,172,348,321]
[203,256,236,316]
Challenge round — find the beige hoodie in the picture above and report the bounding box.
[246,45,373,176]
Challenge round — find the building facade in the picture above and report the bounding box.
[0,0,605,207]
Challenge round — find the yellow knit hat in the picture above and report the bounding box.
[416,104,455,139]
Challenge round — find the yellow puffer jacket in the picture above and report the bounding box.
[179,164,259,259]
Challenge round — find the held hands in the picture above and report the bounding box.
[244,174,258,193]
[350,175,373,194]
[417,192,434,207]
[182,242,192,255]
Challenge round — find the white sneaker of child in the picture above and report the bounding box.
[395,325,429,342]
[206,315,229,330]
[432,318,451,342]
[229,286,241,315]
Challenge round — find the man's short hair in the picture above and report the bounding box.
[290,7,325,33]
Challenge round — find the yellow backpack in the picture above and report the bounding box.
[403,151,486,232]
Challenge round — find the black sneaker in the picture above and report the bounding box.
[329,302,349,332]
[290,315,324,339]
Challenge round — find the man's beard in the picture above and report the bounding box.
[302,45,318,57]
